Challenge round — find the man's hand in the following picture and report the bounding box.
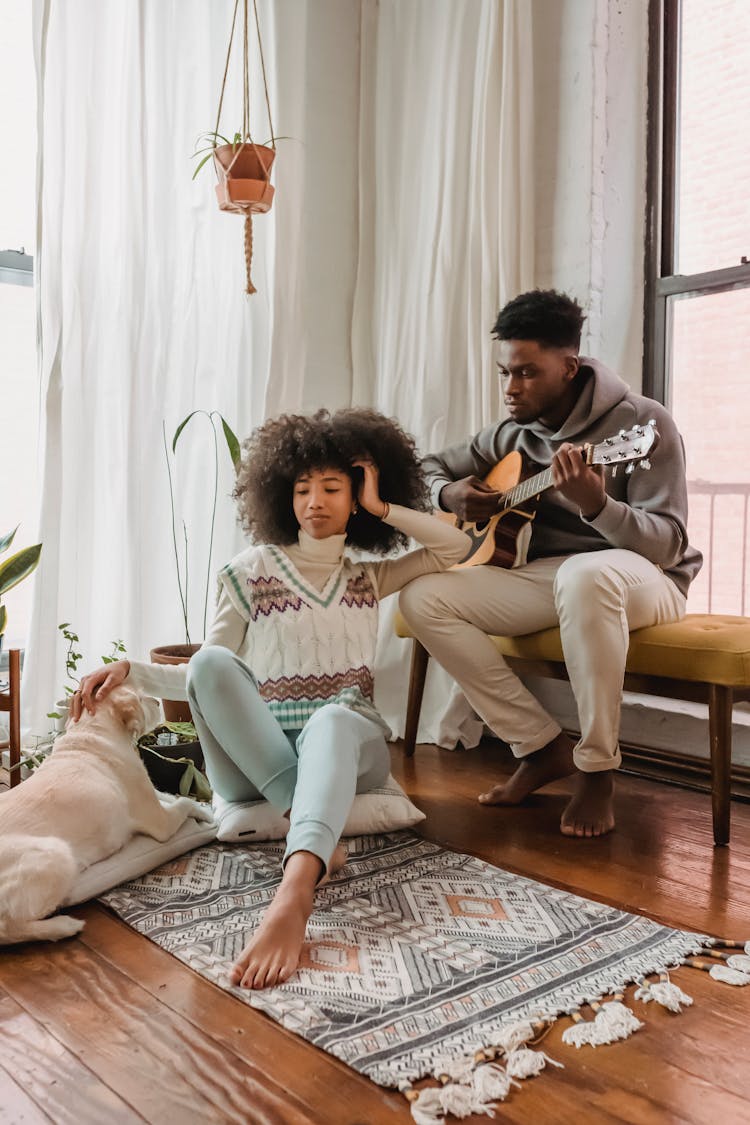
[69,659,131,721]
[551,444,606,519]
[439,476,502,522]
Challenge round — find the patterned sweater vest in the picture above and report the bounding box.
[218,544,388,733]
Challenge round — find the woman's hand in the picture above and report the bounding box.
[352,457,388,519]
[69,659,131,721]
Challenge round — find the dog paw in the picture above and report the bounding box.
[190,802,215,824]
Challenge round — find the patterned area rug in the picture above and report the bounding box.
[100,830,733,1103]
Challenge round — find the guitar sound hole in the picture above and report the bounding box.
[474,520,489,532]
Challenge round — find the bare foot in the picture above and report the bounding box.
[478,732,576,805]
[318,842,348,887]
[230,851,322,990]
[560,771,615,838]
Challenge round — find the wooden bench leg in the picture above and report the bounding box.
[709,684,732,847]
[403,639,429,758]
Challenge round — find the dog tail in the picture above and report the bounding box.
[0,834,84,946]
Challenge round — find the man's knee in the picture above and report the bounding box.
[398,575,444,624]
[553,555,625,614]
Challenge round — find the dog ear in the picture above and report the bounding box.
[115,692,145,735]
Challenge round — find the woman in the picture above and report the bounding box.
[73,408,469,989]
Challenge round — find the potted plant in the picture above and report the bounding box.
[0,527,42,655]
[150,410,241,722]
[192,130,276,214]
[196,0,278,294]
[43,623,210,799]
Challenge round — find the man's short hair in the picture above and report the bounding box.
[492,289,585,350]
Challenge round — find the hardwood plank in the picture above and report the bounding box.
[391,741,750,935]
[3,738,749,1125]
[0,941,319,1125]
[76,904,413,1125]
[0,1067,53,1125]
[0,990,139,1125]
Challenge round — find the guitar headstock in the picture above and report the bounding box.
[588,420,659,473]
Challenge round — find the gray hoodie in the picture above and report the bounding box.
[423,358,702,597]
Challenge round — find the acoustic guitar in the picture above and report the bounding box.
[441,420,659,569]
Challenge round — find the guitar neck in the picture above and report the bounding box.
[501,466,554,510]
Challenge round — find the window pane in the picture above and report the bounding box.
[669,287,750,615]
[0,284,39,646]
[676,0,750,275]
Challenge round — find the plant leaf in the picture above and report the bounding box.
[0,543,42,598]
[164,720,197,739]
[0,526,19,556]
[191,151,216,181]
[178,763,194,796]
[0,604,6,634]
[219,415,242,472]
[172,411,201,452]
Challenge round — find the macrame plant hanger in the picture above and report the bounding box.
[213,0,276,294]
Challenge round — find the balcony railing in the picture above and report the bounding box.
[688,480,750,615]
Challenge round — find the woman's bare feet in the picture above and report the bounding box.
[478,732,576,805]
[560,770,615,837]
[230,844,348,990]
[318,841,349,887]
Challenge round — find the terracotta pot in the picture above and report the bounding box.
[213,142,275,180]
[213,143,275,215]
[150,644,201,723]
[215,178,275,214]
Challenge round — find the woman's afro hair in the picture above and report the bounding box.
[233,408,430,553]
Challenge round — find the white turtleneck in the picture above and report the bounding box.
[128,504,470,701]
[284,528,347,592]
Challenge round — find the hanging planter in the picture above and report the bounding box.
[206,0,277,295]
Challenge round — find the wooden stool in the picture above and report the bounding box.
[0,648,22,788]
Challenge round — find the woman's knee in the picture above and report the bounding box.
[298,703,356,746]
[186,644,236,697]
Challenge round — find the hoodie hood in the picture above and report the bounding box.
[526,357,631,442]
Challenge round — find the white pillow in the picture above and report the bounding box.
[65,801,217,906]
[213,773,425,843]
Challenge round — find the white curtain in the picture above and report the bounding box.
[25,0,534,746]
[353,0,535,745]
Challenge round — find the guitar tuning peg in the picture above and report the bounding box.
[625,463,636,475]
[638,458,651,471]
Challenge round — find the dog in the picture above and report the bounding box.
[0,683,213,945]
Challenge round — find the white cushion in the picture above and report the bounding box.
[212,773,425,843]
[65,802,217,906]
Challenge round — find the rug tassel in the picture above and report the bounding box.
[634,973,693,1012]
[562,996,643,1048]
[409,1082,490,1124]
[684,956,750,985]
[505,1046,564,1079]
[472,1062,517,1101]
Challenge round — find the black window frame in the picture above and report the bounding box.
[643,0,750,404]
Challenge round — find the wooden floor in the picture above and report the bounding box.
[2,739,750,1125]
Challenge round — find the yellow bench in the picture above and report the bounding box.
[394,612,750,846]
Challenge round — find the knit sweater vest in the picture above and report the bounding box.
[218,543,388,733]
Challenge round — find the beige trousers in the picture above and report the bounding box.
[398,549,686,772]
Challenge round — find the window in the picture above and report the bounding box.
[0,0,39,647]
[645,0,750,615]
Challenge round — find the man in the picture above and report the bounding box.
[399,289,702,838]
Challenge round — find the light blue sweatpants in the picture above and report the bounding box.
[186,646,390,872]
